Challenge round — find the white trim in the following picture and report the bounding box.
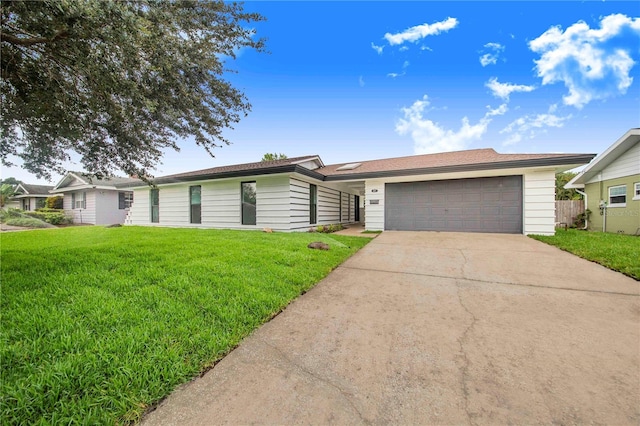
[50,184,118,193]
[633,182,640,201]
[608,184,627,207]
[566,128,640,188]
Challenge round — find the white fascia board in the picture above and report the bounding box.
[49,184,117,193]
[564,172,585,189]
[53,172,89,190]
[576,129,640,183]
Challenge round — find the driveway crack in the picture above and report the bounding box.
[456,278,478,426]
[256,337,368,424]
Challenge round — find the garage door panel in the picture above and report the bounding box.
[501,191,521,201]
[385,176,522,233]
[502,206,521,215]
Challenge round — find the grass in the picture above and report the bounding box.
[530,229,640,280]
[0,226,371,424]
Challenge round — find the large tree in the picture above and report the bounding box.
[1,0,265,180]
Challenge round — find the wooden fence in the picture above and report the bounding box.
[555,200,584,226]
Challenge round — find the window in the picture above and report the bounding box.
[72,192,86,209]
[150,189,159,223]
[608,185,626,207]
[190,185,201,224]
[241,182,256,225]
[338,191,342,222]
[36,198,46,209]
[634,183,640,201]
[119,192,134,209]
[309,184,317,224]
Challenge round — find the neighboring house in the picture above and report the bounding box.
[9,183,54,211]
[121,149,594,235]
[50,172,141,225]
[566,128,640,235]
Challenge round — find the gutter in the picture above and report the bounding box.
[575,189,588,230]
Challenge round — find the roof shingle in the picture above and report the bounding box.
[318,148,593,176]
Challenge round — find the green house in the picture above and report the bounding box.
[566,129,640,235]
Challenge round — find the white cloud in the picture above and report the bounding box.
[396,95,507,154]
[479,42,505,66]
[500,113,572,146]
[371,42,384,55]
[387,72,405,79]
[384,17,458,45]
[399,46,409,52]
[529,13,640,108]
[486,77,536,101]
[479,54,497,67]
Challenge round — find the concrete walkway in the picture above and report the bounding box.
[142,232,639,425]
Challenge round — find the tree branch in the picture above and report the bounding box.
[1,29,69,47]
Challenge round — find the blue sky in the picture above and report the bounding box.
[3,1,640,184]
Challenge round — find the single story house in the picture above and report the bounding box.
[50,172,140,225]
[9,183,54,211]
[121,148,594,235]
[565,128,639,235]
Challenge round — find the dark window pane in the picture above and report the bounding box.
[309,184,317,224]
[190,186,201,224]
[242,182,256,225]
[150,189,159,223]
[119,192,125,209]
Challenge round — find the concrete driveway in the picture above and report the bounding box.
[142,232,640,425]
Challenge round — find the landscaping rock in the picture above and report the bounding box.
[307,241,330,250]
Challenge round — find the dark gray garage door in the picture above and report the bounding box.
[385,176,522,233]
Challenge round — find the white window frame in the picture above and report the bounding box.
[608,185,626,207]
[73,192,86,209]
[634,182,640,201]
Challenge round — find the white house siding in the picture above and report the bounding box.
[127,187,151,224]
[64,190,96,224]
[586,142,639,183]
[127,175,292,231]
[523,170,556,235]
[255,175,292,231]
[364,180,385,231]
[289,178,310,230]
[341,192,350,225]
[95,191,129,225]
[317,186,341,224]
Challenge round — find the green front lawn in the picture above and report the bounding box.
[530,229,640,280]
[0,226,370,424]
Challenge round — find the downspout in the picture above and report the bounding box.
[575,189,588,230]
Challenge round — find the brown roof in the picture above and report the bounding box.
[158,155,321,180]
[318,148,592,176]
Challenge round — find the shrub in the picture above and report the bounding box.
[5,217,49,228]
[313,224,343,234]
[45,196,64,209]
[0,208,23,222]
[35,208,65,213]
[24,211,69,225]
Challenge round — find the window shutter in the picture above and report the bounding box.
[72,193,76,208]
[119,192,125,209]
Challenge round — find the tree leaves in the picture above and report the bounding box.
[1,0,265,180]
